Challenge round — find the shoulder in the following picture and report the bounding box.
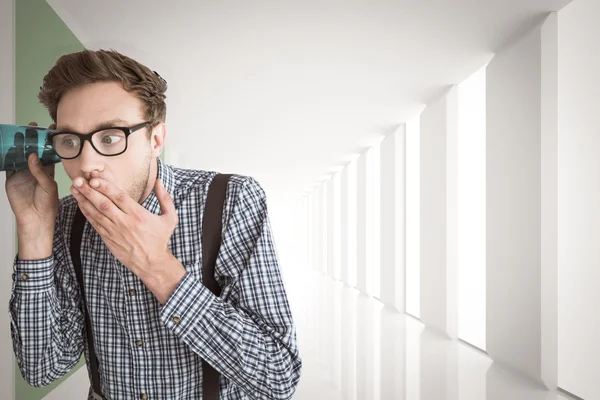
[168,164,266,203]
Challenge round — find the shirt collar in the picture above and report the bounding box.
[140,157,176,215]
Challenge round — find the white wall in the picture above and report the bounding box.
[0,0,15,398]
[420,87,458,338]
[486,21,543,382]
[558,0,600,398]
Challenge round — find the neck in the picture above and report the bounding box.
[139,157,159,204]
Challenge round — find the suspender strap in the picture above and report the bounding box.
[202,173,232,400]
[70,207,104,399]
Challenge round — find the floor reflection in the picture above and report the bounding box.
[284,266,571,400]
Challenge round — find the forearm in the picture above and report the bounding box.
[10,257,84,386]
[160,273,302,400]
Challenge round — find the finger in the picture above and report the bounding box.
[155,179,176,219]
[43,164,55,179]
[72,178,122,224]
[88,177,138,214]
[71,185,116,232]
[77,202,109,236]
[48,123,56,130]
[28,122,38,126]
[28,153,56,194]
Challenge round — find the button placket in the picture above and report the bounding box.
[122,267,150,397]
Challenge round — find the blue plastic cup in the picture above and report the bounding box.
[0,124,61,171]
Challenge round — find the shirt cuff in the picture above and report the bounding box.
[12,255,55,293]
[160,272,216,339]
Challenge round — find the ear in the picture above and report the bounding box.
[150,122,166,158]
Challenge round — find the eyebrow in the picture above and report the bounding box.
[56,119,132,133]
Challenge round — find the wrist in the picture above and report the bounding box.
[139,252,187,305]
[17,227,54,260]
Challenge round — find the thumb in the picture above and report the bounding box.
[155,179,176,219]
[28,153,56,194]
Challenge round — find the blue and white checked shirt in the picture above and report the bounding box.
[9,158,302,399]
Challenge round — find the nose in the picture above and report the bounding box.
[78,141,105,176]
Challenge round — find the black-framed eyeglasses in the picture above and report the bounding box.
[47,121,151,159]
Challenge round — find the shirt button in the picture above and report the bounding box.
[21,273,29,281]
[136,339,144,347]
[172,315,181,324]
[129,289,137,296]
[140,393,148,400]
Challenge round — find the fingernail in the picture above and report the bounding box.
[74,178,83,187]
[90,179,99,188]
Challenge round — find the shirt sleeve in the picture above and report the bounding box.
[9,203,85,387]
[160,176,302,400]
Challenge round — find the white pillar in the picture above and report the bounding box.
[0,0,16,397]
[356,150,369,294]
[446,87,459,341]
[319,182,328,275]
[405,116,421,318]
[379,125,406,311]
[420,87,459,339]
[541,11,558,391]
[340,167,349,284]
[327,178,335,277]
[558,1,600,398]
[486,19,551,384]
[305,195,313,269]
[312,187,320,271]
[396,127,406,313]
[346,160,358,288]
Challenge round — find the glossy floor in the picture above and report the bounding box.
[285,266,573,400]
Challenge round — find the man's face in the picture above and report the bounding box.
[56,81,165,202]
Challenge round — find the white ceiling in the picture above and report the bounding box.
[47,0,571,201]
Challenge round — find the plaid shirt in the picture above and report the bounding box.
[9,158,302,399]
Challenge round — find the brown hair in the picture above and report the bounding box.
[38,49,167,127]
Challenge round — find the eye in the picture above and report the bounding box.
[62,137,77,148]
[101,135,124,145]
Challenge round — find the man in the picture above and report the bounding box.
[6,49,302,399]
